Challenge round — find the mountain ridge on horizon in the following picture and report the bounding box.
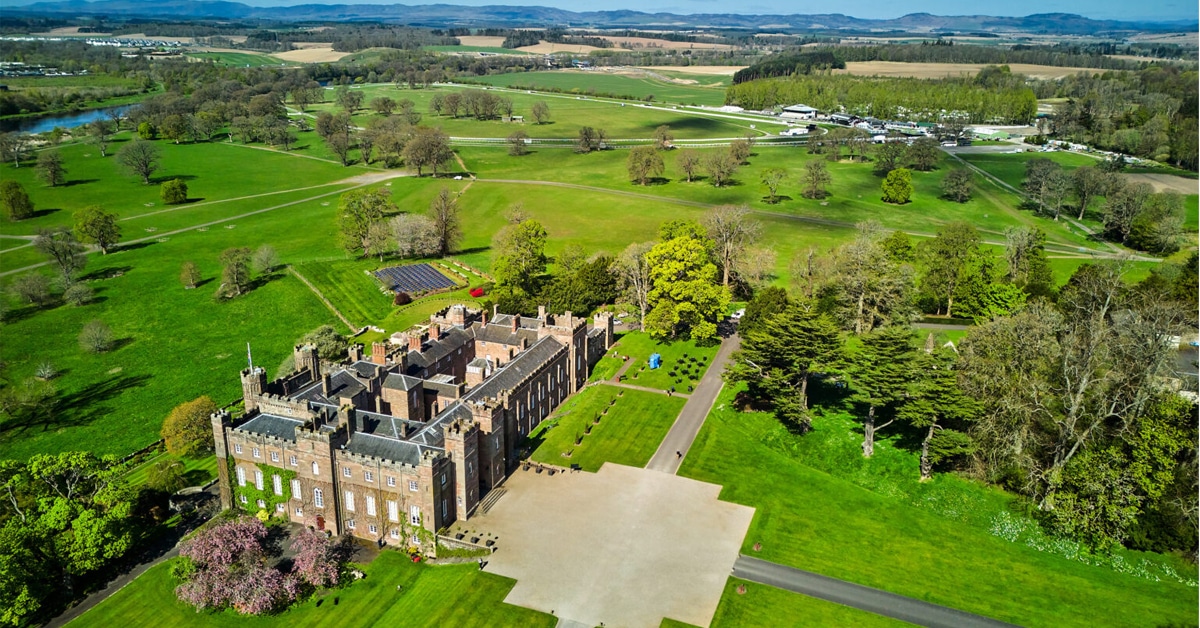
[2,0,1194,33]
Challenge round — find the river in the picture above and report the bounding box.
[0,105,133,135]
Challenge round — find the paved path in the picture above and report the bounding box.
[646,332,740,474]
[603,381,690,399]
[733,555,1021,628]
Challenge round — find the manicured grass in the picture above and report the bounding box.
[466,71,728,106]
[293,259,396,326]
[0,134,359,237]
[958,150,1098,190]
[528,384,684,471]
[613,331,718,392]
[678,384,1198,627]
[123,452,218,488]
[70,550,554,627]
[706,578,908,628]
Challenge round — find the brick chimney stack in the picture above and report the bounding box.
[481,309,489,326]
[321,372,332,395]
[538,305,546,320]
[512,314,520,332]
[371,342,387,365]
[408,333,422,353]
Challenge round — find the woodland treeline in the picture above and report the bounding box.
[1043,66,1199,170]
[726,72,1039,123]
[811,41,1160,71]
[731,222,1198,555]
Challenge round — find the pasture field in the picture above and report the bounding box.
[679,385,1199,627]
[528,384,684,471]
[71,551,555,627]
[186,52,289,67]
[304,85,756,139]
[425,45,529,55]
[463,71,728,106]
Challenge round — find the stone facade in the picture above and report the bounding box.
[213,305,614,550]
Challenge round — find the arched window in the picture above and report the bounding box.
[312,461,319,475]
[314,488,324,508]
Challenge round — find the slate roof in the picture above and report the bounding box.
[404,327,473,375]
[423,380,461,397]
[348,360,382,378]
[463,336,564,403]
[344,433,426,465]
[355,408,424,440]
[472,319,540,347]
[237,414,304,442]
[292,369,367,404]
[383,373,423,392]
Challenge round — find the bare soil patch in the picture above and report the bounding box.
[835,61,1097,79]
[1121,173,1199,195]
[270,47,352,63]
[457,35,507,47]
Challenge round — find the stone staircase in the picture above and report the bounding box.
[479,488,507,515]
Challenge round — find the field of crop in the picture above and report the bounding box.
[270,47,352,63]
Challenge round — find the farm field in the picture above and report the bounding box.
[270,47,352,63]
[463,70,729,106]
[70,551,555,627]
[679,385,1199,627]
[835,61,1101,79]
[528,384,684,471]
[186,51,290,67]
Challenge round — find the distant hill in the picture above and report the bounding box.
[2,0,1195,34]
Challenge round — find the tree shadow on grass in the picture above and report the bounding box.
[149,174,198,185]
[0,373,153,439]
[762,195,794,204]
[117,241,157,253]
[61,179,98,188]
[640,176,672,186]
[79,266,133,281]
[25,207,61,219]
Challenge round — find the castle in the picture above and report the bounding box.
[211,304,614,548]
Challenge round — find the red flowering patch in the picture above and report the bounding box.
[469,287,485,298]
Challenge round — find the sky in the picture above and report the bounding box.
[241,0,1197,22]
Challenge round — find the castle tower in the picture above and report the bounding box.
[211,410,233,510]
[240,367,266,413]
[294,343,320,378]
[443,418,480,522]
[594,312,615,350]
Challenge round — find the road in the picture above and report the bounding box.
[733,555,1022,628]
[645,331,740,475]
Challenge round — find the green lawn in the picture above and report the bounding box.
[958,150,1099,190]
[611,331,718,392]
[528,384,683,471]
[705,578,908,628]
[465,71,729,106]
[122,452,218,488]
[678,384,1198,627]
[70,550,554,627]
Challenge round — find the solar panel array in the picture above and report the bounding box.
[373,263,457,294]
